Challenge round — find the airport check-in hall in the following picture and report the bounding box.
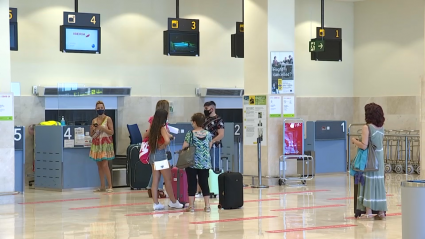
[1,0,425,238]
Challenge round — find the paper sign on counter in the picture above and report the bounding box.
[64,140,75,148]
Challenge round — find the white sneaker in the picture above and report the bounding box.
[168,200,184,209]
[153,203,165,211]
[195,193,203,198]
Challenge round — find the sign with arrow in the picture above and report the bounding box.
[308,39,325,52]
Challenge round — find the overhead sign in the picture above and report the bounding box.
[309,39,325,52]
[236,22,244,34]
[9,8,18,51]
[167,18,199,32]
[63,12,100,27]
[9,8,17,22]
[316,27,342,40]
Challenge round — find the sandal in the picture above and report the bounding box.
[374,213,386,220]
[158,190,166,198]
[93,188,105,192]
[358,214,374,219]
[106,188,113,193]
[204,207,211,213]
[186,206,195,212]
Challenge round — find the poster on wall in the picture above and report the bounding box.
[0,93,13,121]
[283,95,295,118]
[271,51,294,94]
[269,95,282,118]
[243,95,267,146]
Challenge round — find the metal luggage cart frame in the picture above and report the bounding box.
[279,118,314,186]
[278,154,315,185]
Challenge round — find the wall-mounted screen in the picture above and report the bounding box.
[60,25,101,54]
[163,30,199,56]
[10,22,18,51]
[231,34,244,58]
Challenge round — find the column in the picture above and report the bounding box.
[243,0,295,178]
[0,0,15,193]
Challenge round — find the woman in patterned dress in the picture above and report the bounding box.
[89,101,115,193]
[183,113,213,212]
[351,103,387,220]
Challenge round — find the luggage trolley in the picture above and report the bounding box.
[278,118,314,186]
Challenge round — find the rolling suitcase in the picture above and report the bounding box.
[127,144,152,190]
[218,172,243,209]
[353,176,386,218]
[209,145,224,198]
[172,167,189,205]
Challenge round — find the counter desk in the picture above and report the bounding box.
[34,125,101,191]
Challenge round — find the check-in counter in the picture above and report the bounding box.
[305,120,347,174]
[14,126,25,193]
[34,125,101,191]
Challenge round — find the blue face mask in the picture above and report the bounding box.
[96,109,105,115]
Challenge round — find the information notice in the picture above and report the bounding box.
[243,95,267,146]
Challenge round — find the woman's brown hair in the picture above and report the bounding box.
[96,100,105,108]
[156,100,169,112]
[191,113,205,127]
[148,109,169,152]
[365,103,385,127]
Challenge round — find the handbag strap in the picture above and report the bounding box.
[189,130,194,146]
[367,124,376,149]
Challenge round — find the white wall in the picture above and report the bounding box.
[9,0,244,96]
[295,0,354,97]
[353,0,424,97]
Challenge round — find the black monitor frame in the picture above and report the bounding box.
[60,25,101,54]
[163,30,200,57]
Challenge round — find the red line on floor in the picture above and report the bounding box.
[244,198,280,203]
[268,189,330,195]
[271,204,345,212]
[125,209,203,216]
[345,212,401,220]
[210,198,279,205]
[19,197,100,205]
[266,224,357,233]
[328,194,394,200]
[69,202,152,210]
[102,191,147,195]
[190,216,277,224]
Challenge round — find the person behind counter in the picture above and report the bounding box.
[89,100,115,193]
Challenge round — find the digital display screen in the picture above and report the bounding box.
[9,23,18,51]
[169,32,198,55]
[65,28,99,52]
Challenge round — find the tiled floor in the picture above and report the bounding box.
[0,173,417,239]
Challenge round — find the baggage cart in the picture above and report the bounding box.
[278,155,314,185]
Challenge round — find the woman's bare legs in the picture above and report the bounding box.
[100,160,112,189]
[151,165,161,204]
[96,161,105,189]
[160,167,177,203]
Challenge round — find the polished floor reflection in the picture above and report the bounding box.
[0,173,415,239]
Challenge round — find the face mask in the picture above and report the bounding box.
[204,110,211,117]
[96,109,105,115]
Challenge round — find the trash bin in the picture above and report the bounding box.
[401,180,425,239]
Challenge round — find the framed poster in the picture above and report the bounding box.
[271,51,294,94]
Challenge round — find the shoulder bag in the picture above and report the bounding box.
[176,130,196,169]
